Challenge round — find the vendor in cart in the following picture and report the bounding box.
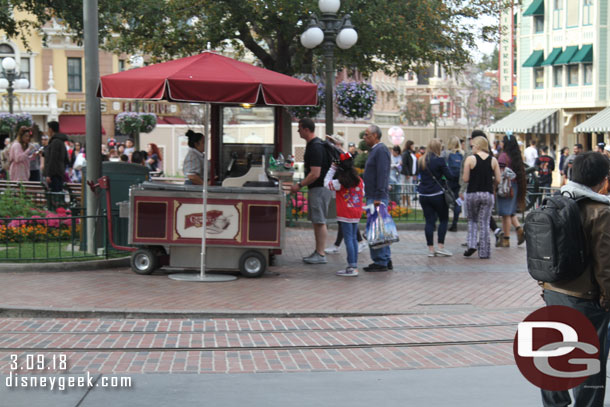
[183,130,207,185]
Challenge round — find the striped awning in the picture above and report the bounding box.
[574,107,610,132]
[488,109,558,134]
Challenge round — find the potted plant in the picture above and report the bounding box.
[115,112,143,136]
[335,81,377,119]
[0,113,16,136]
[14,113,33,131]
[139,113,157,133]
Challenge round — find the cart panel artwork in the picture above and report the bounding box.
[131,195,281,248]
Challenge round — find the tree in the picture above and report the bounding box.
[3,0,499,77]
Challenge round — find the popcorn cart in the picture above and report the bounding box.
[97,52,316,280]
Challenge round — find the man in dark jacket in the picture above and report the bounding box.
[43,121,69,192]
[362,124,392,272]
[541,152,610,407]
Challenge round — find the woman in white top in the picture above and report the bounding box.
[183,130,206,185]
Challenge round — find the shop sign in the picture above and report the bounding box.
[498,1,514,103]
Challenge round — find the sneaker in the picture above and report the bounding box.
[303,252,328,264]
[495,231,504,247]
[428,252,436,257]
[435,248,453,257]
[324,245,340,254]
[363,263,388,272]
[302,251,316,261]
[463,248,477,257]
[358,241,368,253]
[336,267,358,277]
[387,260,393,270]
[448,224,458,232]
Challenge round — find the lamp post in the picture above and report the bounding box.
[430,97,440,138]
[0,57,29,115]
[300,0,358,136]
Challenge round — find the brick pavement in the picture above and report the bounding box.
[0,229,543,315]
[0,312,524,374]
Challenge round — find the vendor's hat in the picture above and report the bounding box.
[326,134,345,146]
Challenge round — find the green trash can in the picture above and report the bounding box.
[100,162,150,247]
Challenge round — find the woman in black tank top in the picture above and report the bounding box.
[462,136,501,259]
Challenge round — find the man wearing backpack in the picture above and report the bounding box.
[537,152,610,406]
[291,118,332,264]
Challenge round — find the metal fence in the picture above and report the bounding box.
[0,212,128,262]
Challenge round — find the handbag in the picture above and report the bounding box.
[427,168,456,209]
[365,203,400,249]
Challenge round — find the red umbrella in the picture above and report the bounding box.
[98,52,317,106]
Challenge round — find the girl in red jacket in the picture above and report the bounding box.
[324,153,365,277]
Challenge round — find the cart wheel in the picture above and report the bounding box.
[239,251,266,278]
[131,248,158,275]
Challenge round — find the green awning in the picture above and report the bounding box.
[571,44,593,63]
[523,0,544,16]
[541,48,563,66]
[522,50,545,67]
[554,46,579,64]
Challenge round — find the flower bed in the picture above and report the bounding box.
[0,207,79,243]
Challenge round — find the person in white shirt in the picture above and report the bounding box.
[524,139,538,168]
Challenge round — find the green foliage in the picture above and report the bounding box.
[353,151,368,169]
[0,186,43,219]
[2,1,498,76]
[139,113,157,133]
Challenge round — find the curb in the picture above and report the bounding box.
[0,305,539,320]
[0,256,130,272]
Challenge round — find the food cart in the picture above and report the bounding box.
[97,52,317,279]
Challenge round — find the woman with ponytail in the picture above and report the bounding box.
[182,130,206,185]
[496,133,527,247]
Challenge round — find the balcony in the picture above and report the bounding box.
[0,88,59,116]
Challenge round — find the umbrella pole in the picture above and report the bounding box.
[169,103,236,283]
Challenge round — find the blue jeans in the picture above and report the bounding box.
[419,194,449,246]
[340,222,358,268]
[366,197,391,266]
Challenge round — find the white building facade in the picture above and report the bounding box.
[490,0,609,150]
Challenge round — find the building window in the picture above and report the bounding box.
[553,66,563,87]
[119,59,126,72]
[583,63,593,84]
[553,0,564,29]
[534,67,544,89]
[67,58,82,92]
[534,15,544,33]
[583,0,593,25]
[567,65,579,86]
[566,0,579,27]
[19,57,30,88]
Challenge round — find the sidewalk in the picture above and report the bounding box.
[0,228,542,316]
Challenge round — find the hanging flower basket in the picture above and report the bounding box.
[14,113,33,131]
[335,81,377,119]
[289,83,325,119]
[0,113,17,135]
[115,112,143,135]
[139,113,157,133]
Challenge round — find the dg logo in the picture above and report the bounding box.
[513,305,600,391]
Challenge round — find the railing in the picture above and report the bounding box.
[0,89,58,115]
[0,212,131,262]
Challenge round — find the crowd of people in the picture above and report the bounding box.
[290,119,610,277]
[0,121,164,191]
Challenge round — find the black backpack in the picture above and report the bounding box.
[524,193,588,283]
[322,139,341,162]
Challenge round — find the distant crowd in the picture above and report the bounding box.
[0,121,163,191]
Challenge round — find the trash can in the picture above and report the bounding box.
[100,162,150,247]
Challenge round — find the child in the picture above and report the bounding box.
[324,152,365,277]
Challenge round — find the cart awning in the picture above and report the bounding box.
[157,116,187,125]
[98,52,318,106]
[574,107,610,132]
[59,115,106,135]
[488,109,558,134]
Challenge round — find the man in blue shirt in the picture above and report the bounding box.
[362,124,393,272]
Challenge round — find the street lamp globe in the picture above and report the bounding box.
[1,56,16,71]
[300,27,324,49]
[319,0,340,13]
[15,78,29,89]
[336,27,358,49]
